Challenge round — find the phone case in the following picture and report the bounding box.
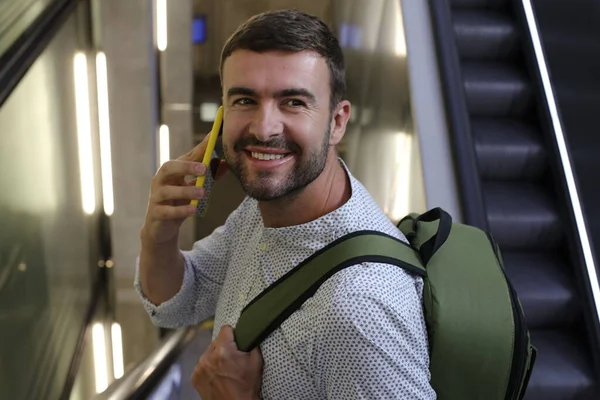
[190,106,223,218]
[193,150,218,218]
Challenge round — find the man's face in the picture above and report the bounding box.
[221,49,334,201]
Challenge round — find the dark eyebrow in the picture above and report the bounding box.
[227,87,257,98]
[275,88,317,105]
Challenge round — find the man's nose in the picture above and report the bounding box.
[249,105,284,142]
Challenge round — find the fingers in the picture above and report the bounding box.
[185,177,198,186]
[190,338,262,400]
[191,354,208,395]
[216,326,263,368]
[152,204,197,220]
[151,185,205,204]
[142,138,214,244]
[145,141,213,226]
[155,160,206,185]
[147,179,206,221]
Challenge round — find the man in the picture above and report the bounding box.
[135,9,435,400]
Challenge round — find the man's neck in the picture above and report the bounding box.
[258,154,352,228]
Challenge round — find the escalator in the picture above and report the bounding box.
[431,0,600,398]
[3,0,592,398]
[0,1,115,399]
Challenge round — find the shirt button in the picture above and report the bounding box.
[238,293,246,304]
[259,243,267,251]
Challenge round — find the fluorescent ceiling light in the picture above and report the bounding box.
[111,323,124,379]
[157,0,167,51]
[96,52,114,216]
[92,323,108,393]
[159,125,170,166]
[74,52,96,215]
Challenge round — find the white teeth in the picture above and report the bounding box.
[251,152,286,161]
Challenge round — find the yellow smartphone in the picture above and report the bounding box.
[190,105,223,217]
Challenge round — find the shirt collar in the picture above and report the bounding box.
[259,158,362,240]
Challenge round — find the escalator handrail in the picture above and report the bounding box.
[59,271,107,400]
[427,0,489,231]
[95,326,198,400]
[0,0,83,108]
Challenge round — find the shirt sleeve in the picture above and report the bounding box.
[311,270,436,400]
[134,197,249,329]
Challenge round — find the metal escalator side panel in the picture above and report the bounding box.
[428,0,489,230]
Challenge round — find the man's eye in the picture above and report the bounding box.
[235,98,254,105]
[286,99,305,107]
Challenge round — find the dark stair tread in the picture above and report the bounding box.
[453,10,519,60]
[472,118,547,180]
[450,0,510,10]
[525,330,597,399]
[503,251,580,329]
[462,62,533,116]
[483,182,562,249]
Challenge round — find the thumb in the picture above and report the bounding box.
[249,346,264,367]
[217,324,235,343]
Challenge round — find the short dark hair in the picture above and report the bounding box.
[220,9,346,112]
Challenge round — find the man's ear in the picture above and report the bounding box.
[329,100,352,146]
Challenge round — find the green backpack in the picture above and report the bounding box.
[234,208,537,399]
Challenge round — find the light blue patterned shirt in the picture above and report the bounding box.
[135,160,436,399]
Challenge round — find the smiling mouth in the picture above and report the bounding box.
[244,150,293,160]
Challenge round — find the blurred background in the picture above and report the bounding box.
[1,0,600,399]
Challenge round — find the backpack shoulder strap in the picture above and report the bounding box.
[234,230,426,352]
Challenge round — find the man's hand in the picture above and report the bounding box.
[192,325,263,400]
[138,134,228,305]
[140,134,228,246]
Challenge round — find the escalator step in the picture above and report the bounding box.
[450,0,510,9]
[472,118,547,180]
[453,10,519,61]
[483,182,562,249]
[525,330,597,399]
[502,252,580,329]
[462,62,533,117]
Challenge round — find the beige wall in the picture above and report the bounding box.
[99,0,195,285]
[88,0,198,389]
[99,0,156,285]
